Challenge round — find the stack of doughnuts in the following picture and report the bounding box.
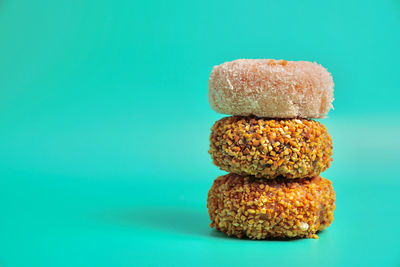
[206,59,336,239]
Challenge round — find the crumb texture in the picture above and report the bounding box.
[209,116,333,178]
[207,173,335,239]
[208,59,334,119]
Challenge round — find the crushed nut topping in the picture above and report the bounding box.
[209,116,333,179]
[207,174,335,239]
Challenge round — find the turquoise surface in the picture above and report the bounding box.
[1,0,400,266]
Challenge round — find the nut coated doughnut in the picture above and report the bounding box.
[209,116,332,179]
[208,59,334,119]
[207,173,335,239]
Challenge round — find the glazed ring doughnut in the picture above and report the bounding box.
[207,173,335,239]
[208,59,334,119]
[209,116,332,179]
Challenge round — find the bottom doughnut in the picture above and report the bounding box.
[207,173,335,239]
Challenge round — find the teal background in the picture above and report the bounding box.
[1,0,399,266]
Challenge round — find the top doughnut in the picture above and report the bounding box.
[208,59,334,119]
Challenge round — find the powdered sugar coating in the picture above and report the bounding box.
[208,59,334,118]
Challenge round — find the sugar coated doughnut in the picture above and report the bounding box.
[207,173,335,239]
[208,59,334,118]
[209,116,332,179]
